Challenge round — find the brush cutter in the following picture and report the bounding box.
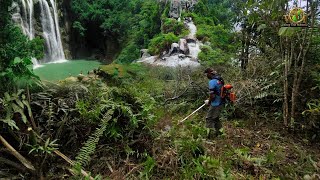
[178,103,206,125]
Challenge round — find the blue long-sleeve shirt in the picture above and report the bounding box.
[209,79,223,106]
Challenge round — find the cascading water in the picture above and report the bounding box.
[39,0,65,62]
[138,18,201,68]
[185,21,202,59]
[21,0,34,39]
[11,0,65,67]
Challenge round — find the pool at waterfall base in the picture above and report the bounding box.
[33,60,102,81]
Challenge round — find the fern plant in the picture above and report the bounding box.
[75,110,113,167]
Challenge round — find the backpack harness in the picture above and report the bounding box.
[210,75,236,103]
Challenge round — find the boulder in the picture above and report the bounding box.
[169,0,181,19]
[178,54,186,59]
[77,74,85,81]
[169,43,180,55]
[179,39,189,55]
[140,49,151,59]
[186,38,196,43]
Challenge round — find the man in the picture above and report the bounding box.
[204,68,224,138]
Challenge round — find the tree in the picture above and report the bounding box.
[0,0,44,93]
[280,0,319,127]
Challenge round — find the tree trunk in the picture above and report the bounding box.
[282,37,289,127]
[289,0,316,127]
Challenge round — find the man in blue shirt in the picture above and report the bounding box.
[204,68,224,138]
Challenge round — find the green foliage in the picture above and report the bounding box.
[114,1,162,62]
[278,27,299,37]
[303,100,320,114]
[140,156,156,179]
[115,42,140,63]
[196,24,234,51]
[148,33,179,55]
[72,163,102,180]
[0,24,44,92]
[71,0,162,63]
[193,0,235,28]
[161,18,189,36]
[198,45,231,65]
[73,21,86,37]
[234,147,267,166]
[0,90,32,130]
[28,137,59,155]
[75,110,113,167]
[195,24,213,42]
[183,1,237,66]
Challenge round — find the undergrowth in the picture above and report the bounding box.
[1,64,319,179]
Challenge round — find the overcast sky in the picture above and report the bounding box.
[288,0,308,10]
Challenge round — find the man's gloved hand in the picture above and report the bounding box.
[204,99,210,105]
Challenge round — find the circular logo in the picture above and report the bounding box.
[289,7,306,24]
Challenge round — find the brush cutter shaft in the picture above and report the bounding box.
[179,103,206,124]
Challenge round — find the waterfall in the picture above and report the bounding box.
[138,18,201,68]
[39,0,65,62]
[185,21,201,59]
[12,0,34,39]
[11,0,65,66]
[21,0,34,39]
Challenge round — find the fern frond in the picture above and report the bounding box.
[254,92,269,99]
[75,110,113,167]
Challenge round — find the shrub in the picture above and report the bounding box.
[161,18,188,36]
[115,42,140,63]
[198,45,231,65]
[148,33,179,55]
[196,24,213,42]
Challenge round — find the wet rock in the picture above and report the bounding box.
[140,49,151,58]
[179,39,189,55]
[178,54,186,59]
[169,43,180,55]
[181,0,198,11]
[190,57,198,62]
[186,38,196,43]
[184,16,192,23]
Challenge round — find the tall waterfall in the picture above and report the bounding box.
[11,0,65,65]
[39,0,65,62]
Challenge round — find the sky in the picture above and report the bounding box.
[288,0,308,10]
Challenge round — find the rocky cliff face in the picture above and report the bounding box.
[58,0,120,63]
[169,0,198,19]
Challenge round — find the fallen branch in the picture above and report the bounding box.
[0,134,35,171]
[0,157,29,172]
[165,75,193,103]
[54,150,94,180]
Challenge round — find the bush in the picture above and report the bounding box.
[161,18,188,36]
[182,12,214,27]
[196,24,213,42]
[198,45,231,65]
[115,42,140,63]
[148,33,179,55]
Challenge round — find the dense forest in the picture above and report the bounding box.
[1,0,320,179]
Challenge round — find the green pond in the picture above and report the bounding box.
[33,60,101,81]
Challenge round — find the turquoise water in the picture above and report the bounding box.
[33,60,101,81]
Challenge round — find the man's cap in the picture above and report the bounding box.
[204,68,217,74]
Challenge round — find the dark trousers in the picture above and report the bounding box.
[205,105,223,136]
